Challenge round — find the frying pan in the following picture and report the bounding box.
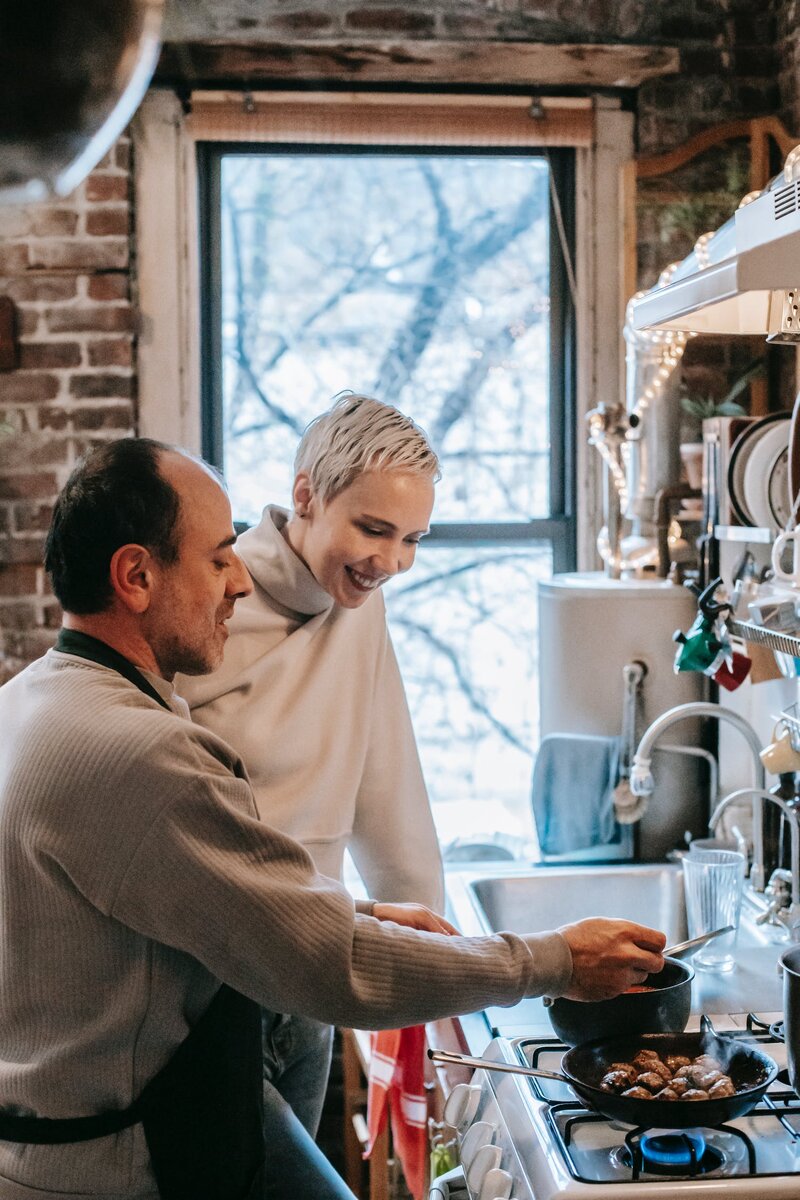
[429,1025,777,1129]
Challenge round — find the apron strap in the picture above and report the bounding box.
[54,629,172,712]
[0,1104,143,1145]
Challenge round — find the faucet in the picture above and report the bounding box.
[709,788,800,934]
[630,702,767,889]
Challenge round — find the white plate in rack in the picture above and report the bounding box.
[743,419,790,529]
[768,446,792,528]
[727,413,789,525]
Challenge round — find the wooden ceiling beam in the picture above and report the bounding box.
[155,39,679,90]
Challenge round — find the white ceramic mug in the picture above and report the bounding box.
[760,721,800,775]
[772,526,800,588]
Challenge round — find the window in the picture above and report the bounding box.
[199,137,575,857]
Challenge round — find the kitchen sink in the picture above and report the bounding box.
[468,862,688,945]
[445,862,783,1038]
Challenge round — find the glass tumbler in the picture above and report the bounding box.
[681,848,745,972]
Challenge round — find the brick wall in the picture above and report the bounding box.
[0,3,792,679]
[774,0,800,133]
[0,138,135,682]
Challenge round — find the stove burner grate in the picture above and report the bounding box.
[620,1130,723,1177]
[548,1103,772,1184]
[746,1012,786,1043]
[621,1124,757,1180]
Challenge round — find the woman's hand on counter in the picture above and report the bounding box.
[372,901,460,936]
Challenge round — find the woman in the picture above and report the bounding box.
[179,394,451,1190]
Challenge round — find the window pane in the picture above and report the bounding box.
[384,543,552,856]
[219,152,552,525]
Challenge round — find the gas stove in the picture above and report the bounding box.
[436,1017,800,1200]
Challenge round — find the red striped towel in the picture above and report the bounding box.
[364,1025,428,1199]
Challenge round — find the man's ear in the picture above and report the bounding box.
[292,473,315,518]
[109,544,154,614]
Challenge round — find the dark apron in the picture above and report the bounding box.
[0,630,266,1199]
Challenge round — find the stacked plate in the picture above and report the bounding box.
[727,413,793,530]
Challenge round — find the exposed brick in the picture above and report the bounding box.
[0,473,58,502]
[681,46,726,75]
[0,536,47,568]
[18,343,82,370]
[86,208,130,238]
[0,601,39,630]
[0,437,69,470]
[0,374,60,405]
[0,627,56,659]
[71,405,135,431]
[85,175,128,203]
[68,375,135,400]
[28,239,129,272]
[30,210,80,238]
[732,45,776,75]
[87,337,133,367]
[0,209,32,239]
[115,141,131,172]
[87,274,129,302]
[5,277,78,304]
[17,309,40,337]
[0,244,29,273]
[46,305,135,335]
[271,10,336,32]
[42,601,62,630]
[12,501,53,533]
[344,6,435,33]
[0,564,38,597]
[37,407,70,432]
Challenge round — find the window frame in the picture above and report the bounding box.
[196,139,576,569]
[132,88,635,570]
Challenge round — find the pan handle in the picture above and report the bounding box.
[427,1047,569,1084]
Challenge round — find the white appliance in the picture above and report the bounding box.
[538,573,705,862]
[432,1019,799,1200]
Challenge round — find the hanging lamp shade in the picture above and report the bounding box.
[0,0,164,204]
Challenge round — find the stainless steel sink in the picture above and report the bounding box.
[468,863,688,944]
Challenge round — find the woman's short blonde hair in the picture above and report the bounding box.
[294,393,441,504]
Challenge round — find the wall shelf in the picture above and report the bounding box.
[715,525,775,544]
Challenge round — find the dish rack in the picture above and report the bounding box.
[728,618,800,679]
[729,619,800,654]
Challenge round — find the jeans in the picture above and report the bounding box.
[262,1010,334,1137]
[261,1079,358,1200]
[262,1011,354,1199]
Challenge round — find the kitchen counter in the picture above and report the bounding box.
[444,864,787,1056]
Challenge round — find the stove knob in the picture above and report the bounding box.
[443,1082,481,1130]
[459,1120,495,1169]
[478,1166,513,1200]
[466,1144,503,1194]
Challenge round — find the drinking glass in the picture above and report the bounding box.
[681,848,745,972]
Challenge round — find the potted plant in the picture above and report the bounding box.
[679,360,763,488]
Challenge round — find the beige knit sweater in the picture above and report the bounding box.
[0,648,571,1199]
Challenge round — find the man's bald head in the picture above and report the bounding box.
[45,438,201,615]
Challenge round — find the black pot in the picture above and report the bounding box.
[781,944,800,1091]
[545,956,694,1046]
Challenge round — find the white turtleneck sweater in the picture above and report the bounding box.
[179,505,444,912]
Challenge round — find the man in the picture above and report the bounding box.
[0,438,666,1200]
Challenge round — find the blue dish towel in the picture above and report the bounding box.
[532,733,621,855]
